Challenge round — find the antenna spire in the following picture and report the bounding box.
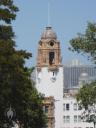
[48,2,51,26]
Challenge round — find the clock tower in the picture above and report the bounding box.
[36,27,64,128]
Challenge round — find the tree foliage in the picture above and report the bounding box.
[76,82,96,126]
[0,0,46,128]
[77,82,96,110]
[0,0,18,24]
[69,22,96,63]
[69,22,96,125]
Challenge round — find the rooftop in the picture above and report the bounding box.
[41,27,57,40]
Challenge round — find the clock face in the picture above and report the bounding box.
[51,76,56,82]
[50,42,54,46]
[50,71,56,82]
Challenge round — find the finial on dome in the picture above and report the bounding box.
[48,2,51,26]
[46,26,52,30]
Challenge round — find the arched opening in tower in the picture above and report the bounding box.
[49,52,55,65]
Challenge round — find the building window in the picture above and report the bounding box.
[78,104,82,110]
[66,103,70,110]
[74,115,81,123]
[50,42,54,46]
[66,116,70,123]
[43,106,49,113]
[63,116,70,123]
[78,115,81,122]
[74,115,77,123]
[74,103,78,110]
[49,52,55,65]
[63,103,70,111]
[74,103,82,110]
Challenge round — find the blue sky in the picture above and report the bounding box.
[13,0,96,67]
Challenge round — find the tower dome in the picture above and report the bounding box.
[41,27,57,39]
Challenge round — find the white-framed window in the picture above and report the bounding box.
[73,103,82,111]
[74,115,77,123]
[78,115,81,122]
[63,116,70,123]
[74,103,78,110]
[66,116,70,123]
[74,115,81,123]
[66,104,70,110]
[43,106,49,113]
[63,103,70,111]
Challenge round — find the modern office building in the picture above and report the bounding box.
[64,60,96,91]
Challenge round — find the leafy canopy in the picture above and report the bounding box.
[69,22,96,125]
[77,82,96,110]
[69,22,96,63]
[0,0,19,24]
[0,0,46,128]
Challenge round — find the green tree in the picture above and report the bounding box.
[77,82,96,109]
[69,22,96,127]
[69,22,96,63]
[0,0,46,128]
[77,82,96,128]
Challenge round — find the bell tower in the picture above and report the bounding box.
[37,27,62,71]
[36,27,64,128]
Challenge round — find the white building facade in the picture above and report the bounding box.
[36,27,64,128]
[35,27,95,128]
[63,92,94,128]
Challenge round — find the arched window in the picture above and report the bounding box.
[49,52,55,65]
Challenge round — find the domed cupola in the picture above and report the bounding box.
[41,27,57,40]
